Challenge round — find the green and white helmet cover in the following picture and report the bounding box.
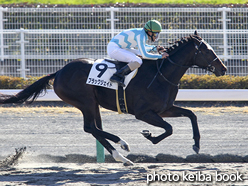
[144,20,162,33]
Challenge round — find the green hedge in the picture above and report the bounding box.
[0,76,42,89]
[180,74,248,89]
[0,74,248,89]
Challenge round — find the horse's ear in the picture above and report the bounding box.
[194,30,198,36]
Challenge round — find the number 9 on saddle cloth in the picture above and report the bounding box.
[86,59,137,90]
[87,59,137,114]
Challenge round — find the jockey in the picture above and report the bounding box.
[107,20,169,87]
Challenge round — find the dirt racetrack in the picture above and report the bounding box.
[0,102,248,185]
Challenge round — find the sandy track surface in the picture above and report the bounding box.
[0,162,247,185]
[0,104,247,157]
[0,103,248,185]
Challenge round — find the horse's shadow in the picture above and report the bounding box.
[0,165,147,185]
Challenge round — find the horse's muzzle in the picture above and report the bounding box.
[222,66,227,75]
[218,66,227,76]
[214,65,227,76]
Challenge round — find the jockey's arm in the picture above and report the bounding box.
[157,46,166,53]
[137,37,162,59]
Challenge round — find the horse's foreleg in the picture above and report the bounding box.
[159,105,200,154]
[136,110,173,144]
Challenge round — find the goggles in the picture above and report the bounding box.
[151,32,160,41]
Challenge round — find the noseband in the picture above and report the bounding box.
[193,41,218,73]
[147,40,218,88]
[167,40,218,73]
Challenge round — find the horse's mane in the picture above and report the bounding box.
[165,34,202,56]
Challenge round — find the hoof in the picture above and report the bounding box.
[141,130,151,138]
[193,145,200,154]
[121,144,130,152]
[123,160,134,166]
[119,139,130,152]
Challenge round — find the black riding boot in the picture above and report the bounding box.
[110,65,132,87]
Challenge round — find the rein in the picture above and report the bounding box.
[147,58,178,89]
[147,40,218,88]
[167,41,218,72]
[157,59,179,87]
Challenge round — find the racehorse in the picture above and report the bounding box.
[0,31,227,165]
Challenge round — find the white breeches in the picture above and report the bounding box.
[107,42,143,66]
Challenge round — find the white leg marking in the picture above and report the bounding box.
[117,138,130,152]
[112,150,133,165]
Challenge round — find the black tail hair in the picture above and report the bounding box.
[0,72,57,104]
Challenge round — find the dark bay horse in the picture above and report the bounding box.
[0,31,227,165]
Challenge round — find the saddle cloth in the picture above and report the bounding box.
[86,59,137,90]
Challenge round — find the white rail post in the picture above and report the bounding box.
[16,28,30,78]
[106,7,119,38]
[0,7,9,62]
[218,7,231,62]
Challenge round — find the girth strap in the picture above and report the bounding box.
[116,86,128,114]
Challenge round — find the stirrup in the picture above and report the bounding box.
[118,81,126,87]
[110,75,125,87]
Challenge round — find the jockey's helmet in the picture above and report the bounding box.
[144,20,162,42]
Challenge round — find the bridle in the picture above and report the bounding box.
[147,39,219,88]
[193,40,218,73]
[167,40,218,72]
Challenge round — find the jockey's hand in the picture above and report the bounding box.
[162,52,169,59]
[157,46,166,53]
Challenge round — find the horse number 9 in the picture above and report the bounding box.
[96,63,108,78]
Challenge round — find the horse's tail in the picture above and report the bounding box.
[0,72,57,104]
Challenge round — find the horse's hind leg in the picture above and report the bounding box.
[92,133,133,166]
[54,76,131,163]
[83,105,133,165]
[159,105,200,154]
[94,106,130,152]
[57,89,130,151]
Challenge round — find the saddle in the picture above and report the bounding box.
[104,58,129,114]
[104,58,127,70]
